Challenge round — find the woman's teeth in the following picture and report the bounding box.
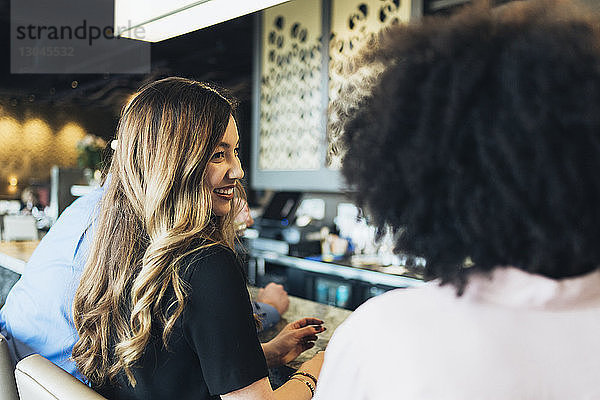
[214,187,234,195]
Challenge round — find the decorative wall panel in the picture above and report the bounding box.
[259,0,324,171]
[327,0,412,168]
[0,113,86,192]
[253,0,418,191]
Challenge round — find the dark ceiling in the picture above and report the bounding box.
[0,1,255,119]
[0,1,257,191]
[2,0,599,118]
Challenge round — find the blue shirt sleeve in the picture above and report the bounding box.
[252,301,280,332]
[0,186,104,383]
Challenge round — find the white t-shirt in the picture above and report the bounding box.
[314,267,600,399]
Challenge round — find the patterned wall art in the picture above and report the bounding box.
[259,0,324,171]
[327,0,413,169]
[0,112,86,192]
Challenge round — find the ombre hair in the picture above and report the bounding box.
[72,77,245,386]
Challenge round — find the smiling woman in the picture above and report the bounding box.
[72,77,243,392]
[66,77,323,400]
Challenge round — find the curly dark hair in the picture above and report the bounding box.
[338,0,600,293]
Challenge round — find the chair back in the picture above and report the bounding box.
[2,215,38,242]
[14,354,106,400]
[0,333,19,400]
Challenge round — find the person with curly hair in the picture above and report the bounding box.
[314,0,600,398]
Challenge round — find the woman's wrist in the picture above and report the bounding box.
[298,360,321,381]
[291,370,317,386]
[289,376,315,398]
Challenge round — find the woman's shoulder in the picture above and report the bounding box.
[184,243,236,263]
[177,244,253,319]
[179,243,243,282]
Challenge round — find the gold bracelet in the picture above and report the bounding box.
[290,376,315,397]
[291,371,318,386]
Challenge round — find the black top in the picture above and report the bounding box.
[95,245,268,400]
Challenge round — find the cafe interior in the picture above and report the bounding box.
[2,0,600,398]
[0,0,443,313]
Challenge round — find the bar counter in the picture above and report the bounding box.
[0,240,352,370]
[0,240,36,274]
[248,286,351,368]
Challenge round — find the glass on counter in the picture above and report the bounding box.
[315,277,351,308]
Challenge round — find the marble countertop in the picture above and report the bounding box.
[248,286,352,369]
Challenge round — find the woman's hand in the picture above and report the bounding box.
[262,318,325,367]
[257,283,289,315]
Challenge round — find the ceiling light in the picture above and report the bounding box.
[115,0,291,43]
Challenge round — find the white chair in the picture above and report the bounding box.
[2,215,38,242]
[0,201,21,215]
[15,354,106,400]
[0,333,19,400]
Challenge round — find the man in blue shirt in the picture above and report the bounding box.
[0,184,285,382]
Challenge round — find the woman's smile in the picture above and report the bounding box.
[206,115,244,216]
[213,185,235,200]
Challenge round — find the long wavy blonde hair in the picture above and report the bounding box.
[72,77,244,387]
